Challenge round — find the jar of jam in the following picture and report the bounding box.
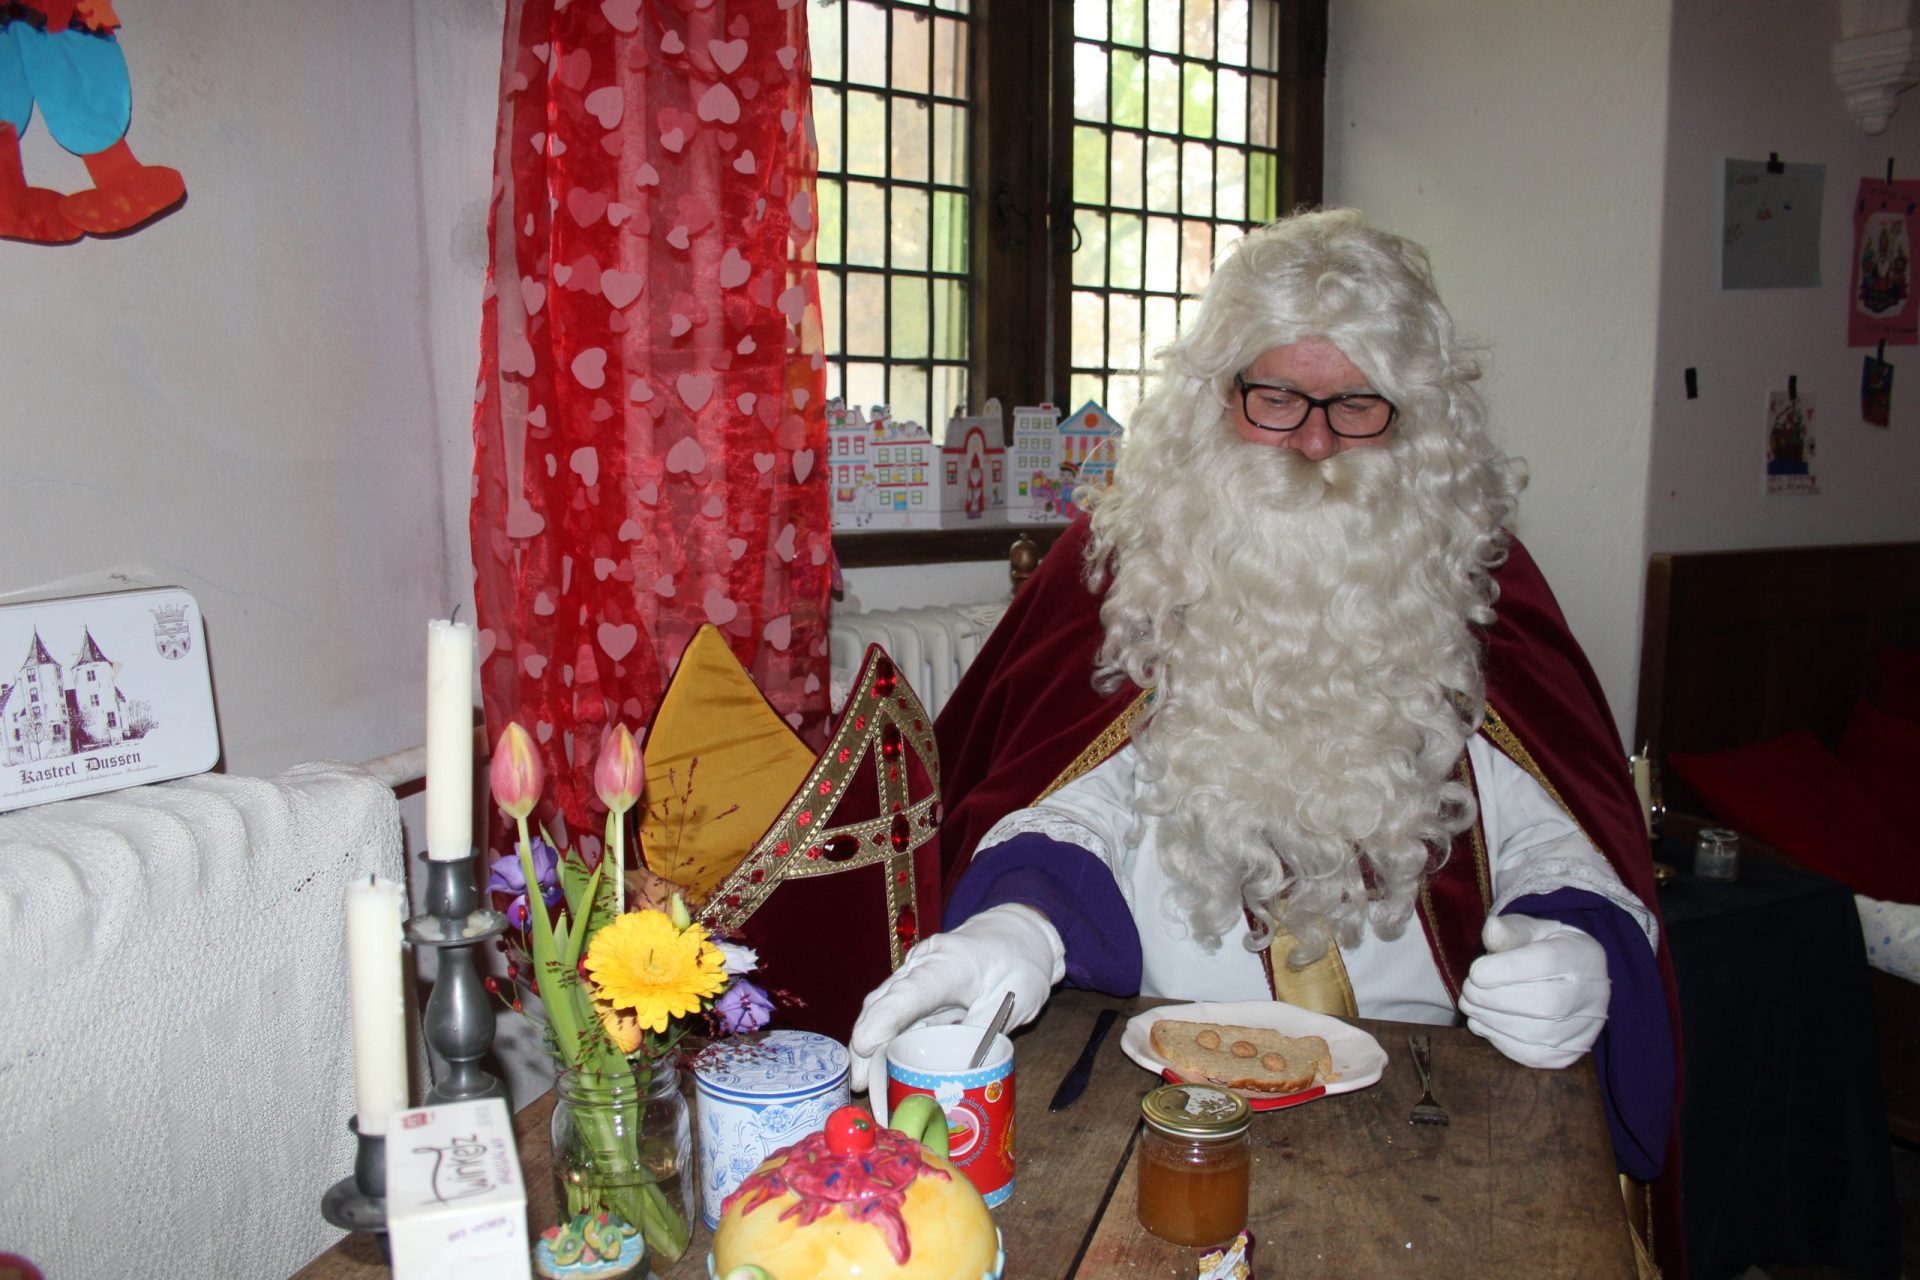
[1136,1082,1252,1246]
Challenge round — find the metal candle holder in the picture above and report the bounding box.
[406,851,511,1105]
[319,1116,389,1258]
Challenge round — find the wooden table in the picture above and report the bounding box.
[295,990,1633,1278]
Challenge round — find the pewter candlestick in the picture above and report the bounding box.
[320,1116,388,1258]
[406,851,510,1104]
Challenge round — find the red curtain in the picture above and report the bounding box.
[471,0,832,837]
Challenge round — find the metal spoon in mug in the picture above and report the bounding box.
[970,991,1017,1069]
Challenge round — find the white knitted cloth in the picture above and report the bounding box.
[0,763,403,1279]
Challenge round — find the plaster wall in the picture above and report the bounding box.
[0,0,468,782]
[1324,0,1673,744]
[1648,0,1920,553]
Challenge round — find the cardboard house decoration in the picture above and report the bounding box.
[1009,403,1065,522]
[937,398,1008,527]
[1010,401,1124,523]
[1058,400,1123,520]
[827,399,940,530]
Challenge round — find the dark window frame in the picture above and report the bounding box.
[828,0,1326,569]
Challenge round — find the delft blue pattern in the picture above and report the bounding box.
[693,1030,849,1099]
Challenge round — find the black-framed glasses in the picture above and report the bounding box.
[1234,374,1399,439]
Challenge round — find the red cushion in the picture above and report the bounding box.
[1840,699,1920,843]
[1880,646,1920,724]
[1669,730,1920,905]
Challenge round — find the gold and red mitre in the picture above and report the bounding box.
[637,625,940,1044]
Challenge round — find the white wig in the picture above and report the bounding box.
[1083,209,1524,959]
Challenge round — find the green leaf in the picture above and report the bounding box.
[589,811,627,942]
[519,817,587,1067]
[564,859,604,967]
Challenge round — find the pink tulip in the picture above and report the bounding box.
[489,722,545,820]
[594,724,644,815]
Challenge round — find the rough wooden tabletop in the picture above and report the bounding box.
[294,990,1632,1279]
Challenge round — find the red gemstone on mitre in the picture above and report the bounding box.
[825,835,859,861]
[727,894,741,907]
[749,868,764,884]
[890,813,911,851]
[874,655,897,695]
[895,907,917,947]
[881,724,902,758]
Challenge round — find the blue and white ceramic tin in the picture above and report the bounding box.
[693,1030,851,1228]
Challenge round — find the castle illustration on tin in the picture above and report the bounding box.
[1,625,153,766]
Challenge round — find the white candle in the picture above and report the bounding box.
[426,619,475,860]
[346,875,409,1135]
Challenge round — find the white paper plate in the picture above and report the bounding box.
[1122,1001,1389,1107]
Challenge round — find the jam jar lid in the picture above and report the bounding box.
[691,1029,850,1102]
[1141,1082,1252,1139]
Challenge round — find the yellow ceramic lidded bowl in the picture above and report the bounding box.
[709,1102,1003,1280]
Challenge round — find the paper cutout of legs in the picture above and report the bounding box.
[0,16,184,244]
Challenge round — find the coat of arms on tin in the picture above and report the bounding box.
[152,603,191,660]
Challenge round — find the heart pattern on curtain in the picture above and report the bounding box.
[471,0,831,836]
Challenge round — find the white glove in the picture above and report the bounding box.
[848,904,1066,1093]
[1457,913,1610,1069]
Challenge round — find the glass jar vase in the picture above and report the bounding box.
[538,1063,694,1278]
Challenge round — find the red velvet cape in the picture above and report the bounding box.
[933,516,1686,1270]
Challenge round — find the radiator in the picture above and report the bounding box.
[829,601,1009,719]
[0,763,405,1279]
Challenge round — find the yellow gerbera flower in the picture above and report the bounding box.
[584,910,728,1033]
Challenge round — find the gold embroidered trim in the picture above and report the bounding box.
[1481,703,1605,858]
[1037,690,1152,803]
[1262,924,1359,1016]
[1421,751,1491,999]
[696,648,940,970]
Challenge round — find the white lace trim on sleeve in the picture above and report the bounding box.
[1491,841,1660,949]
[975,808,1111,864]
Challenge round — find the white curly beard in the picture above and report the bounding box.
[1089,435,1493,963]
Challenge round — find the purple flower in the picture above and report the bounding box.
[488,837,561,929]
[714,979,774,1035]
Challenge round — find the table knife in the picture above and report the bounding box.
[1048,1007,1121,1112]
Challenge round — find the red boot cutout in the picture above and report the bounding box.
[0,121,81,243]
[59,137,184,236]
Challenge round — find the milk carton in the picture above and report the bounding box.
[385,1098,530,1280]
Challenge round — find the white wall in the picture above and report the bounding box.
[1324,0,1674,739]
[413,0,504,622]
[0,1,487,789]
[1648,0,1920,553]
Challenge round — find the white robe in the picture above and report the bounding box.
[973,736,1660,1023]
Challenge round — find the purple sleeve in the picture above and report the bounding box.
[943,831,1143,995]
[1507,887,1675,1181]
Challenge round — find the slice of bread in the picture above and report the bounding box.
[1149,1019,1333,1094]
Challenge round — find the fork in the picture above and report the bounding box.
[1407,1033,1449,1126]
